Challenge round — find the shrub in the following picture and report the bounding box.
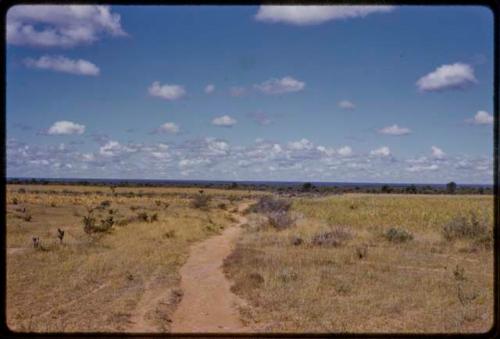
[267,211,296,230]
[163,230,176,238]
[218,202,227,210]
[248,195,291,214]
[82,215,96,236]
[11,198,18,205]
[384,227,413,243]
[99,200,111,209]
[291,235,303,246]
[18,188,26,194]
[137,212,149,222]
[150,213,158,222]
[94,216,114,233]
[442,212,489,241]
[23,213,32,222]
[191,193,211,210]
[312,227,353,247]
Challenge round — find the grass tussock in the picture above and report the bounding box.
[384,227,414,243]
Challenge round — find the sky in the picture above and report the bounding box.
[5,5,495,184]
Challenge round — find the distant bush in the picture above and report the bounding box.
[267,211,296,230]
[442,211,490,242]
[11,198,18,205]
[137,212,149,222]
[99,200,111,209]
[312,227,353,247]
[191,193,211,210]
[218,202,227,210]
[384,227,413,243]
[248,195,291,214]
[18,188,26,194]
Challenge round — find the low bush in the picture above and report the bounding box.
[191,193,211,210]
[312,227,353,247]
[384,227,413,243]
[442,211,489,241]
[248,195,291,214]
[267,211,296,230]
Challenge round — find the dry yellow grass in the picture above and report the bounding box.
[6,184,249,332]
[224,194,494,333]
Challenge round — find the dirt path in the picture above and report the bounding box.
[171,203,250,333]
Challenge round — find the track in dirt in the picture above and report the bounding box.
[170,203,250,333]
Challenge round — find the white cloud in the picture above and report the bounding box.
[255,5,395,25]
[378,124,411,135]
[431,146,445,159]
[98,140,135,157]
[158,122,179,134]
[212,115,237,127]
[288,138,314,151]
[204,84,215,94]
[24,55,99,76]
[471,110,493,125]
[148,81,186,101]
[416,63,477,92]
[48,120,85,135]
[254,76,305,94]
[7,5,126,48]
[338,100,355,110]
[370,146,391,157]
[406,164,439,172]
[206,138,230,155]
[337,146,352,156]
[316,145,336,156]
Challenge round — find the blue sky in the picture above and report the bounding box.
[6,5,495,183]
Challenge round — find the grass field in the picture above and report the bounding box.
[224,194,494,333]
[6,184,252,332]
[6,185,494,333]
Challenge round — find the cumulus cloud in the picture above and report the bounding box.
[337,146,352,156]
[24,55,100,76]
[47,120,85,135]
[288,138,314,151]
[158,122,179,134]
[212,115,237,127]
[204,84,215,94]
[370,146,391,157]
[470,110,493,125]
[406,164,439,172]
[431,146,446,159]
[255,5,395,25]
[7,5,126,48]
[148,81,186,101]
[378,124,411,135]
[254,76,305,94]
[416,63,477,92]
[338,100,355,110]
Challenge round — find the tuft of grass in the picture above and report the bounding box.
[191,193,211,210]
[384,227,413,243]
[442,211,489,242]
[312,227,353,247]
[267,211,296,230]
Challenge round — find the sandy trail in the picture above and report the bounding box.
[171,203,249,333]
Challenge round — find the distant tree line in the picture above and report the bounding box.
[6,178,493,195]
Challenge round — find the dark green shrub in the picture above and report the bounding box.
[384,227,413,243]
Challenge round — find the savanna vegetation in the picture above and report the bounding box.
[6,183,495,333]
[224,194,494,333]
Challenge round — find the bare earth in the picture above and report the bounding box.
[171,204,249,333]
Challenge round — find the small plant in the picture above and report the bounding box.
[218,202,227,210]
[99,200,111,209]
[384,227,413,243]
[267,211,296,230]
[248,195,291,214]
[155,200,162,207]
[23,213,32,222]
[137,212,149,222]
[442,211,489,241]
[50,202,57,207]
[32,236,40,248]
[18,188,26,194]
[356,245,368,259]
[82,208,96,236]
[453,264,466,282]
[163,230,176,238]
[11,198,18,205]
[150,213,158,222]
[312,227,353,247]
[57,228,65,244]
[291,236,303,246]
[191,193,211,210]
